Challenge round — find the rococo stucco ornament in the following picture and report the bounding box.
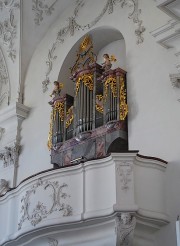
[170,73,180,89]
[0,127,5,140]
[42,0,145,92]
[18,179,73,230]
[116,161,133,191]
[0,142,20,168]
[32,0,58,25]
[0,179,9,195]
[48,238,59,246]
[0,0,20,62]
[170,73,180,102]
[116,213,136,246]
[0,47,10,107]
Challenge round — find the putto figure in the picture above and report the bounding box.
[49,81,64,105]
[102,54,117,72]
[50,81,63,98]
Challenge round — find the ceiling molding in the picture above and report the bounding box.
[155,0,180,21]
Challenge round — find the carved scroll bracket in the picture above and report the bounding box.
[42,0,145,92]
[116,213,136,246]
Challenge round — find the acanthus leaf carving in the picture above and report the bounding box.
[32,0,59,26]
[0,0,19,62]
[18,179,73,230]
[42,0,145,92]
[116,161,133,191]
[0,47,10,107]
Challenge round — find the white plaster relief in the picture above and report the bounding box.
[116,213,136,246]
[48,238,59,246]
[116,161,133,191]
[18,179,73,230]
[0,142,20,168]
[0,127,5,140]
[0,178,9,195]
[0,0,20,62]
[32,0,58,26]
[0,47,10,107]
[170,73,180,88]
[42,0,145,92]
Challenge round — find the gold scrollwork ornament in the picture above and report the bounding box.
[120,77,128,120]
[76,73,93,95]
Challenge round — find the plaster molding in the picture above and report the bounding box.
[135,155,167,170]
[150,19,180,49]
[0,0,20,62]
[0,47,10,108]
[155,0,180,21]
[116,161,133,191]
[0,102,30,126]
[0,178,9,195]
[32,0,58,26]
[48,238,59,246]
[42,0,146,92]
[0,153,168,245]
[137,207,169,227]
[116,213,136,246]
[0,142,20,168]
[0,103,30,187]
[18,178,73,230]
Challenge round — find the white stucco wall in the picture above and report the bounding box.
[12,0,180,245]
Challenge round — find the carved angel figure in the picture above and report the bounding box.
[49,81,64,105]
[102,53,117,71]
[50,81,63,98]
[116,213,136,246]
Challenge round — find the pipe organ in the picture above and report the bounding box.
[48,36,128,167]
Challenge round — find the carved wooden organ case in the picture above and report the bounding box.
[48,36,128,167]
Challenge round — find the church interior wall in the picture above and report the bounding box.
[0,0,180,245]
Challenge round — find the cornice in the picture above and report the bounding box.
[155,0,180,21]
[0,102,30,126]
[135,154,168,170]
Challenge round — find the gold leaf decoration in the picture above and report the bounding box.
[53,101,65,121]
[76,73,93,95]
[96,94,104,113]
[66,106,74,128]
[120,77,128,120]
[47,111,53,150]
[104,76,117,100]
